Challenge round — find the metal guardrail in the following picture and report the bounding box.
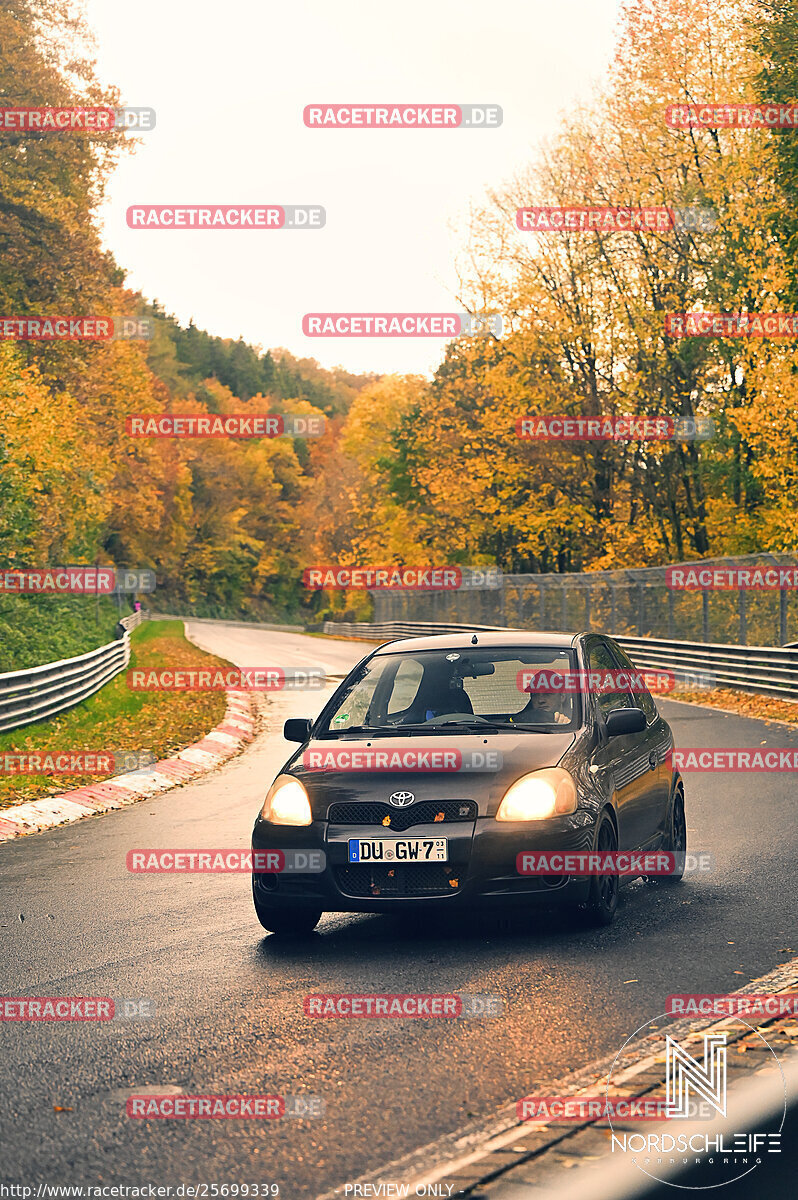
[0,608,146,734]
[149,613,305,634]
[612,634,798,700]
[323,620,504,640]
[119,609,145,634]
[322,620,798,701]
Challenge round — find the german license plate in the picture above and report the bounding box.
[348,838,448,863]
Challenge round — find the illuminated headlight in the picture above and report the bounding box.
[496,768,578,821]
[260,774,312,825]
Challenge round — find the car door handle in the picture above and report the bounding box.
[648,751,657,770]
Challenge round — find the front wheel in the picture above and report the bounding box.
[253,888,322,936]
[576,814,619,926]
[652,788,686,886]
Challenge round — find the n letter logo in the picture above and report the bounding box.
[666,1033,727,1117]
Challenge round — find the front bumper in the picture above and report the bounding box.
[251,809,595,913]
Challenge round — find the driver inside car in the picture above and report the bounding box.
[517,666,573,725]
[419,667,475,721]
[520,690,571,724]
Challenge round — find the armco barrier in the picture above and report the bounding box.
[322,620,798,701]
[0,608,145,734]
[322,620,503,640]
[149,613,305,634]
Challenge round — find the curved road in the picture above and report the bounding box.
[1,622,796,1196]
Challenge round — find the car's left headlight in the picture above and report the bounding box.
[260,774,312,825]
[496,768,578,821]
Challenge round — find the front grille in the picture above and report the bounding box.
[334,863,462,898]
[326,799,477,832]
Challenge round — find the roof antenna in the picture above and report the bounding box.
[471,633,479,644]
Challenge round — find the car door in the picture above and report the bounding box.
[607,639,673,848]
[584,636,654,850]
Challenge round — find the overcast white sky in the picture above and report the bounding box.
[86,0,625,377]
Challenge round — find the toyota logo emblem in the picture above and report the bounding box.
[389,790,415,808]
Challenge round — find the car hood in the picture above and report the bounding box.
[286,731,578,818]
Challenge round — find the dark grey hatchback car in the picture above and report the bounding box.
[252,631,686,935]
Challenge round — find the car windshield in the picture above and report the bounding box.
[317,646,580,735]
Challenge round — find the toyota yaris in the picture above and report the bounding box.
[252,631,685,934]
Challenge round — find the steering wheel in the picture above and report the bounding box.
[423,713,489,725]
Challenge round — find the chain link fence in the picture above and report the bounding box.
[370,555,798,647]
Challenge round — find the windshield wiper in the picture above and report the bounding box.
[323,720,571,737]
[323,725,428,738]
[426,720,564,733]
[420,720,506,731]
[373,720,560,734]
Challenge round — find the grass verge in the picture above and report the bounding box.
[0,619,230,809]
[0,594,123,672]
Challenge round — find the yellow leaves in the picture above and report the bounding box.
[342,374,426,460]
[0,342,108,561]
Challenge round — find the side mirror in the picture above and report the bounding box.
[284,718,312,743]
[605,707,646,736]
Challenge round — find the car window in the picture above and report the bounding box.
[326,663,385,731]
[463,654,575,722]
[318,646,580,732]
[609,642,659,722]
[387,659,423,715]
[586,639,635,716]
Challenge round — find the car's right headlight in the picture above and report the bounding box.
[496,768,578,821]
[260,774,312,825]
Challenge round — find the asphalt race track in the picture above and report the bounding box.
[1,623,795,1197]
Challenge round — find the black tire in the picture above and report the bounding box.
[253,890,322,936]
[577,814,619,926]
[652,787,686,886]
